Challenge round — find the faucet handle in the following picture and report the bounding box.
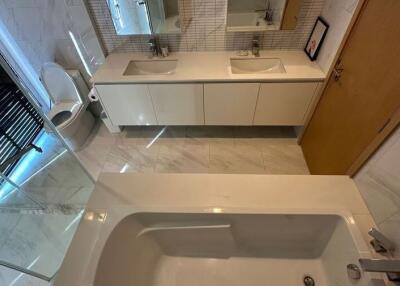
[368,228,395,253]
[148,37,156,46]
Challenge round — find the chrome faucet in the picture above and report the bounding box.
[252,36,260,57]
[359,259,400,281]
[148,37,161,58]
[368,228,395,253]
[358,228,400,281]
[255,1,273,24]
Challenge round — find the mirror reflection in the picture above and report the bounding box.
[148,0,181,33]
[107,0,181,35]
[227,0,301,32]
[107,0,152,35]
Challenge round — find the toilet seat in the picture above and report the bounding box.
[48,101,85,130]
[41,62,88,131]
[41,62,95,151]
[41,63,82,105]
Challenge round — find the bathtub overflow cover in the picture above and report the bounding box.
[303,276,315,286]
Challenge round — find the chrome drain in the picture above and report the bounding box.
[303,276,315,286]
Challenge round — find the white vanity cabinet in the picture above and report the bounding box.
[96,81,320,128]
[148,84,204,125]
[96,84,157,126]
[204,83,260,125]
[253,82,319,126]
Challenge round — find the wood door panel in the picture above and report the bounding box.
[301,0,400,175]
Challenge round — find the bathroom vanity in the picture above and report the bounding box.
[92,51,325,128]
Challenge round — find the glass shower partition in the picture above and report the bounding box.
[0,54,95,282]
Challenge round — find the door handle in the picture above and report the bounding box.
[333,67,344,81]
[333,59,344,81]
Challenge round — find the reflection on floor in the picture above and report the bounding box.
[0,132,65,201]
[78,123,309,180]
[0,136,94,284]
[0,264,48,286]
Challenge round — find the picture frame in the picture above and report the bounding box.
[304,17,329,61]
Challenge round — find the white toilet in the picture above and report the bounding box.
[41,63,95,151]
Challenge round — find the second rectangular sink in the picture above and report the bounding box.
[230,58,286,74]
[123,59,178,76]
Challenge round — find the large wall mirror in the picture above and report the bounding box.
[107,0,181,35]
[227,0,302,32]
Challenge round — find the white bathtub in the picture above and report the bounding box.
[94,212,373,286]
[226,12,279,31]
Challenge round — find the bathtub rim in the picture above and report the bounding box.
[56,208,373,286]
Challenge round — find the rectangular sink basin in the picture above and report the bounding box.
[123,59,178,76]
[230,58,286,74]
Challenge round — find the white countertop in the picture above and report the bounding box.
[54,173,379,286]
[92,51,326,84]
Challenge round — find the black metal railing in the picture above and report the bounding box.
[0,84,43,176]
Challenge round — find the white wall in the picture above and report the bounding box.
[316,0,359,73]
[0,0,105,107]
[355,127,400,258]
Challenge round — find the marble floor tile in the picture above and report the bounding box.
[0,213,20,249]
[355,175,400,224]
[209,143,265,174]
[79,125,310,176]
[103,143,159,173]
[0,212,80,279]
[76,143,111,180]
[20,186,86,205]
[261,140,309,175]
[155,141,210,173]
[0,265,50,286]
[83,121,118,147]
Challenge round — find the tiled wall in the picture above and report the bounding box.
[86,0,325,55]
[355,127,400,258]
[316,0,359,73]
[0,0,105,85]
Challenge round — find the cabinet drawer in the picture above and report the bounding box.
[254,82,318,125]
[149,84,204,125]
[204,83,259,125]
[96,84,157,126]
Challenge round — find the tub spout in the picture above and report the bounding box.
[359,258,400,281]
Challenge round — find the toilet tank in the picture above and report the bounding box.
[66,69,89,104]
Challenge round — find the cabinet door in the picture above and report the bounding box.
[254,82,318,126]
[96,84,157,125]
[204,83,259,125]
[148,84,204,125]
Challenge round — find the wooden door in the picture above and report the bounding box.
[301,0,400,175]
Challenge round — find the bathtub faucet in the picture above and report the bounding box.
[368,228,395,253]
[359,258,400,281]
[358,228,399,281]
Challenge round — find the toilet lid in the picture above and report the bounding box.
[41,62,81,105]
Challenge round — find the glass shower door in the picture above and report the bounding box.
[0,55,95,282]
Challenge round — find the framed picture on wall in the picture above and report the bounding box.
[305,17,329,61]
